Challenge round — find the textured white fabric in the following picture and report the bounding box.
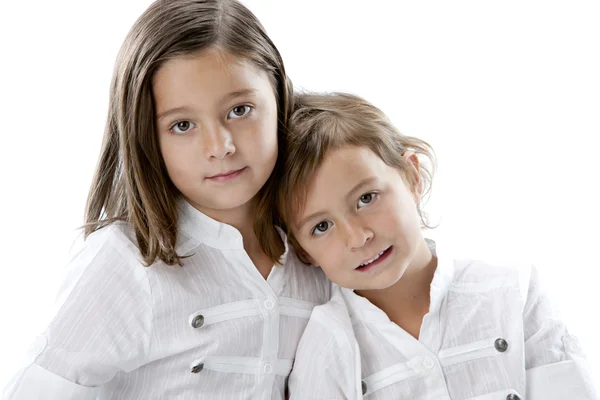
[289,241,598,400]
[3,199,331,400]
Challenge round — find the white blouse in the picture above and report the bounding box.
[288,240,598,400]
[2,199,331,400]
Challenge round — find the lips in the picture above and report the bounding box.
[355,246,393,272]
[207,168,245,179]
[358,249,387,267]
[205,167,247,182]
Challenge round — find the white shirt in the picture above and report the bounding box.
[2,199,331,400]
[289,240,598,400]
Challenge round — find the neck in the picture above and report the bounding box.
[356,239,437,329]
[189,196,275,279]
[192,196,258,239]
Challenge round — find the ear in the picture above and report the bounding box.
[402,151,423,202]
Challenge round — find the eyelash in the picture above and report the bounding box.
[170,120,195,135]
[357,191,378,208]
[310,191,379,237]
[228,104,253,119]
[168,104,254,134]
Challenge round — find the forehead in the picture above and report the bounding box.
[308,145,385,186]
[152,49,272,107]
[293,146,388,219]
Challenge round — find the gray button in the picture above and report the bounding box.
[191,315,204,329]
[362,381,367,395]
[495,338,508,352]
[191,362,204,373]
[506,394,521,400]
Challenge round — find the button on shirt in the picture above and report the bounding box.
[288,240,598,400]
[3,199,331,400]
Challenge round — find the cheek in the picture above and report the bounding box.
[371,208,403,234]
[380,205,422,251]
[315,254,343,279]
[296,238,325,265]
[310,240,344,271]
[158,140,175,173]
[252,108,278,150]
[257,125,278,156]
[255,130,278,158]
[160,140,203,179]
[382,192,421,227]
[235,121,277,157]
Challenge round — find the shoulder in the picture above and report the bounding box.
[437,255,535,313]
[52,223,152,321]
[302,287,356,348]
[81,221,143,262]
[26,223,154,384]
[291,287,361,399]
[67,222,149,286]
[451,258,531,297]
[295,287,356,353]
[280,239,333,303]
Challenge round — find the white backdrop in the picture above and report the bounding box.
[0,0,598,390]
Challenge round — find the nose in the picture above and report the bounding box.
[203,123,235,160]
[340,217,373,250]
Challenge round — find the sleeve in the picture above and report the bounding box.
[2,228,153,400]
[288,308,363,400]
[523,265,599,400]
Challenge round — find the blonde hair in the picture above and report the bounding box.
[277,92,436,249]
[84,0,292,266]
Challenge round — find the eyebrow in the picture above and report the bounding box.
[156,88,259,122]
[156,106,194,122]
[296,176,379,231]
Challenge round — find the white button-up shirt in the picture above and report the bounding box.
[289,241,598,399]
[3,199,331,400]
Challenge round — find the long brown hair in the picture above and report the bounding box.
[277,92,436,252]
[84,0,292,266]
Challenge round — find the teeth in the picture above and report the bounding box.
[359,250,386,267]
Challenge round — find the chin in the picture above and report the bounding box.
[206,197,256,211]
[197,187,262,210]
[361,280,398,291]
[366,267,407,291]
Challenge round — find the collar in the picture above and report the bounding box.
[176,197,290,264]
[177,197,244,250]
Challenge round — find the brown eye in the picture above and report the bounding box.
[171,121,195,134]
[228,105,251,119]
[312,221,332,236]
[176,121,190,130]
[358,193,376,208]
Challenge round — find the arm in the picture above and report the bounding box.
[2,228,153,399]
[523,266,598,399]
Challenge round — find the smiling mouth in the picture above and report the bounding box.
[355,246,393,271]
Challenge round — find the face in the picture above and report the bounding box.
[292,145,425,291]
[153,48,278,218]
